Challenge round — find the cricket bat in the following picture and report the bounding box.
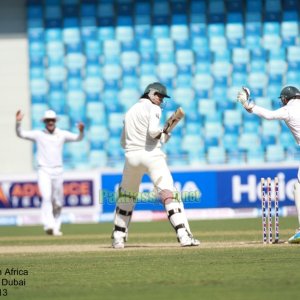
[163,107,185,134]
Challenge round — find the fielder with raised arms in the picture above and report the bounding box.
[16,110,85,236]
[237,86,300,243]
[112,82,200,248]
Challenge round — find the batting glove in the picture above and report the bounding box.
[160,132,171,144]
[237,87,255,112]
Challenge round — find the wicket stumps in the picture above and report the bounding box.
[260,177,279,244]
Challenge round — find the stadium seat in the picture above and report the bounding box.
[207,146,226,164]
[247,147,265,164]
[266,144,285,162]
[89,150,108,168]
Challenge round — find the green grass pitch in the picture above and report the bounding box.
[0,217,300,300]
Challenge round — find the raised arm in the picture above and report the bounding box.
[64,122,85,142]
[236,87,289,121]
[15,110,38,141]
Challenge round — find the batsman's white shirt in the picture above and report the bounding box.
[16,122,83,167]
[121,98,163,151]
[252,99,300,145]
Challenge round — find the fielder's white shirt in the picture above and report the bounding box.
[252,99,300,145]
[121,98,163,151]
[16,122,83,167]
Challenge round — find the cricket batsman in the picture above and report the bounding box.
[16,109,85,236]
[111,82,200,248]
[237,86,300,243]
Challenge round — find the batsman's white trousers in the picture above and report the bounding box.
[121,148,174,194]
[38,167,64,232]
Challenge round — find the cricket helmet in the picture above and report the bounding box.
[279,86,300,102]
[144,82,170,98]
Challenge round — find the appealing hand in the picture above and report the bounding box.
[77,122,85,132]
[16,110,24,122]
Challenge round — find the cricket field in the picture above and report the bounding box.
[0,217,299,300]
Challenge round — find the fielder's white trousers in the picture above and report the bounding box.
[38,167,64,232]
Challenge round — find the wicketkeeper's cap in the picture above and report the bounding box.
[144,82,170,98]
[42,110,58,121]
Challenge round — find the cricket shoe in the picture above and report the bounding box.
[53,230,63,237]
[45,228,53,235]
[112,231,126,249]
[288,230,300,244]
[177,229,200,247]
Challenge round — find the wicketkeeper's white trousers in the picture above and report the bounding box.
[38,167,64,232]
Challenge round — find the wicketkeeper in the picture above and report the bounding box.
[16,110,85,236]
[112,82,200,248]
[237,86,300,243]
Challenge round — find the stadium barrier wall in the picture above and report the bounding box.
[0,165,298,226]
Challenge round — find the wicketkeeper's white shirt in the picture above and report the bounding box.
[16,122,83,168]
[252,99,300,145]
[121,98,163,151]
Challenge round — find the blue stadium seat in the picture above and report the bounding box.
[287,46,300,69]
[103,40,121,63]
[226,13,244,48]
[48,91,66,114]
[232,48,250,65]
[116,25,134,43]
[157,63,177,82]
[198,99,216,116]
[204,121,223,139]
[223,109,242,130]
[31,103,49,126]
[84,77,103,94]
[45,5,62,19]
[171,24,189,42]
[207,146,226,164]
[67,140,89,164]
[181,134,203,153]
[46,41,64,58]
[89,150,108,168]
[102,64,122,81]
[280,132,296,150]
[282,12,299,46]
[121,51,139,69]
[285,71,300,86]
[81,17,97,41]
[238,133,261,151]
[65,53,85,70]
[247,147,265,164]
[176,50,194,68]
[173,87,195,110]
[119,89,140,111]
[98,26,115,41]
[265,0,282,13]
[247,72,268,90]
[185,122,202,135]
[266,144,285,162]
[30,79,49,96]
[108,112,124,135]
[262,22,281,50]
[88,125,109,149]
[56,114,70,130]
[86,101,106,126]
[223,133,239,151]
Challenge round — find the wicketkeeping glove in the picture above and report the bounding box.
[237,87,255,112]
